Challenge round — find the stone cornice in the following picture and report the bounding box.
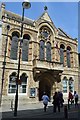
[55,36,78,45]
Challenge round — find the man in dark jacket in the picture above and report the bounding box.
[52,92,60,112]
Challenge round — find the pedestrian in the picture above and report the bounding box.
[52,92,60,113]
[42,92,50,112]
[74,91,79,107]
[68,91,73,109]
[58,91,64,107]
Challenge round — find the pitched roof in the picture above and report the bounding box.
[37,11,53,23]
[4,10,34,27]
[58,28,72,38]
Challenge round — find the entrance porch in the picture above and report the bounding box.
[33,59,64,100]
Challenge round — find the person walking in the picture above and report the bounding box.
[68,91,73,109]
[52,92,60,113]
[42,92,50,112]
[74,91,79,108]
[58,91,64,107]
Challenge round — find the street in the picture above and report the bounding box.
[0,102,80,119]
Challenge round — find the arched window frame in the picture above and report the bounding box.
[8,72,28,94]
[20,73,28,94]
[60,44,65,65]
[66,46,71,68]
[10,31,19,60]
[62,77,68,93]
[8,72,17,94]
[39,40,45,60]
[22,34,30,61]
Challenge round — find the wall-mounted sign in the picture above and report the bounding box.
[30,88,36,97]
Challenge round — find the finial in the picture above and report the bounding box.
[44,6,48,11]
[1,3,5,9]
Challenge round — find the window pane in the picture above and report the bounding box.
[42,31,48,38]
[20,75,27,84]
[19,73,27,93]
[8,85,16,93]
[39,40,45,60]
[69,80,73,92]
[10,36,18,60]
[60,48,64,64]
[22,39,29,61]
[19,85,26,93]
[8,72,16,93]
[62,80,67,93]
[22,85,26,93]
[46,42,51,61]
[67,50,71,68]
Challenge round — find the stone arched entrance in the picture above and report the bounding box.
[33,68,62,101]
[39,77,52,101]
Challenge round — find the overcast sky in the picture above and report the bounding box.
[3,2,79,53]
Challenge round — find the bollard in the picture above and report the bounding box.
[64,105,68,119]
[68,99,70,109]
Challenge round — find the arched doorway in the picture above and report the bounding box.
[39,78,52,101]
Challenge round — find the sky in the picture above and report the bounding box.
[3,2,80,53]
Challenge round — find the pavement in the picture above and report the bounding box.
[0,101,80,119]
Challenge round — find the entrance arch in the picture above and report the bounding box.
[39,78,52,101]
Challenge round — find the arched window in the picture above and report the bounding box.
[66,46,71,68]
[46,42,51,61]
[22,34,30,61]
[60,44,65,65]
[62,77,68,93]
[20,73,28,93]
[10,31,19,60]
[8,72,17,93]
[39,40,45,60]
[69,77,74,93]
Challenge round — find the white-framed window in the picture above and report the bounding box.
[62,77,68,93]
[20,73,28,93]
[8,72,17,93]
[62,77,74,94]
[69,77,74,93]
[8,72,28,94]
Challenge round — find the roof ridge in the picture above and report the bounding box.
[58,28,71,38]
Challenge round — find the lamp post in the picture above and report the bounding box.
[0,25,10,106]
[14,1,31,116]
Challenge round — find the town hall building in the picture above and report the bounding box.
[0,3,79,105]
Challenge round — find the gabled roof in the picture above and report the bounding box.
[37,11,53,23]
[58,28,72,39]
[35,11,57,32]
